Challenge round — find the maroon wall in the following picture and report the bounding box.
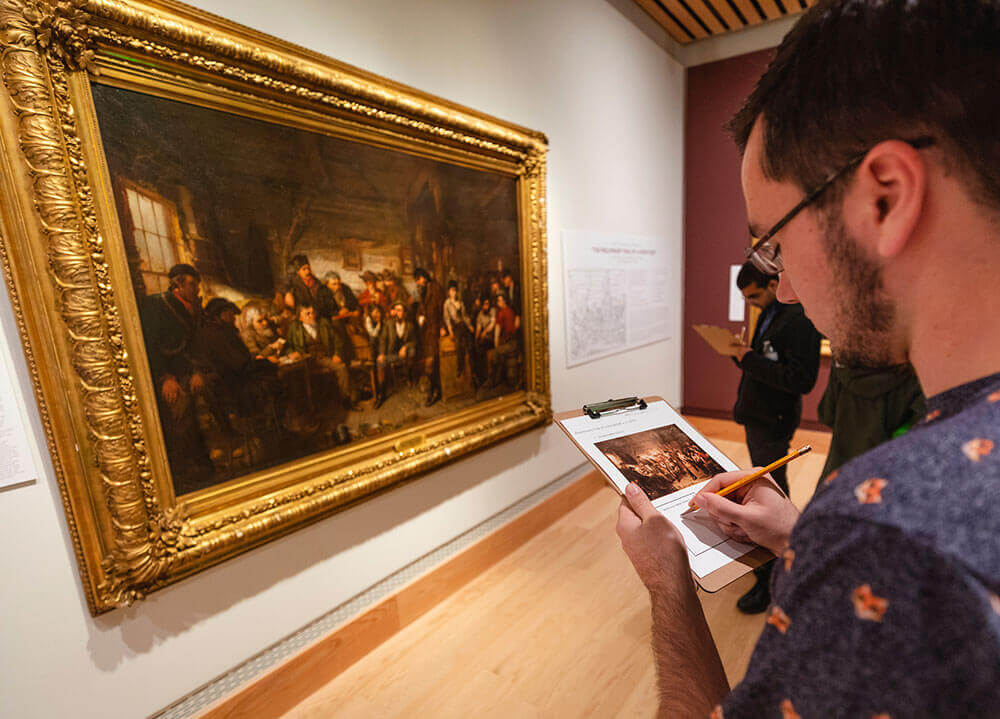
[682,49,830,428]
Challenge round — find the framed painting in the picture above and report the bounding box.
[0,0,550,614]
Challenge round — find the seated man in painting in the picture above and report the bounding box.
[323,271,360,323]
[193,297,256,471]
[489,293,520,388]
[376,300,417,406]
[241,304,285,362]
[473,295,496,387]
[139,262,214,491]
[286,304,354,409]
[443,280,475,384]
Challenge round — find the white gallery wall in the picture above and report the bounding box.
[0,1,685,717]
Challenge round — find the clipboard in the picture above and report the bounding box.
[692,324,742,357]
[554,395,771,592]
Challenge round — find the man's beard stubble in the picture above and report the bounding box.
[822,211,898,368]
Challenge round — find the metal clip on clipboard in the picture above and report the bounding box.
[582,396,648,419]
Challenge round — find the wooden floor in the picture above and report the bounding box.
[283,418,831,718]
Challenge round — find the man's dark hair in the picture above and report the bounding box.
[728,0,1000,211]
[500,269,513,280]
[447,280,458,290]
[413,267,430,282]
[736,261,777,291]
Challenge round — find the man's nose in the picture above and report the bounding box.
[776,272,799,304]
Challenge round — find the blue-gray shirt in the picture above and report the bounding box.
[720,371,1000,718]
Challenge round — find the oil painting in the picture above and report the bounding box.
[92,84,528,496]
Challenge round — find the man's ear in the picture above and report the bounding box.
[853,140,927,259]
[768,278,780,294]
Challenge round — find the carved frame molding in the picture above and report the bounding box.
[0,0,550,614]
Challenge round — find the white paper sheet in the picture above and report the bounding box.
[561,401,754,577]
[562,230,672,367]
[0,329,38,490]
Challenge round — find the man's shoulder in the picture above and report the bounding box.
[802,395,1000,581]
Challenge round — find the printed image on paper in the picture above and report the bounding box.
[562,230,672,366]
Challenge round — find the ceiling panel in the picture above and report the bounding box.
[635,0,810,44]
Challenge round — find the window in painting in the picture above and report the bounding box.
[124,187,180,294]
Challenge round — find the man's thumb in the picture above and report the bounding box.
[624,482,659,521]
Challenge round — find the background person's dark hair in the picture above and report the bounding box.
[736,261,777,291]
[728,0,1000,212]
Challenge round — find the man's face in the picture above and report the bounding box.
[392,305,404,320]
[741,121,896,366]
[415,275,427,288]
[326,278,341,293]
[220,309,236,326]
[175,275,200,304]
[448,286,457,299]
[252,314,270,332]
[503,276,513,288]
[300,306,316,326]
[496,295,506,309]
[741,281,777,310]
[297,264,313,282]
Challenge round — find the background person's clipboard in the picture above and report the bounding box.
[554,395,771,592]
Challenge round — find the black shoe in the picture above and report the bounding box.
[374,394,386,410]
[736,574,771,614]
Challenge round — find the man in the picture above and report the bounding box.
[241,305,285,362]
[617,2,1000,717]
[499,268,521,317]
[285,254,336,321]
[286,304,353,408]
[413,267,445,406]
[490,293,519,388]
[323,271,360,321]
[443,280,475,382]
[376,300,417,406]
[139,263,213,489]
[381,269,411,310]
[817,360,925,480]
[357,270,386,316]
[729,261,821,613]
[473,295,496,387]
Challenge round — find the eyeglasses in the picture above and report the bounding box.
[745,137,936,274]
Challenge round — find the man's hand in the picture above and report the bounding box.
[616,482,690,593]
[728,342,750,361]
[617,482,731,716]
[188,373,205,394]
[160,376,182,405]
[691,470,800,555]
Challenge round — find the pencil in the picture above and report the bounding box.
[682,445,812,515]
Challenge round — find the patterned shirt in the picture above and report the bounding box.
[719,372,1000,719]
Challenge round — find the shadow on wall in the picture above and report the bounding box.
[83,427,544,671]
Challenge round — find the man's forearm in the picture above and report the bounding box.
[650,582,730,718]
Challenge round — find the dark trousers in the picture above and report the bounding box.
[744,421,795,586]
[744,421,795,496]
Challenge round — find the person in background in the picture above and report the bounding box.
[729,260,821,614]
[364,304,388,407]
[490,293,519,388]
[817,360,925,480]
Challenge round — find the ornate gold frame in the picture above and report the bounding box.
[0,0,550,614]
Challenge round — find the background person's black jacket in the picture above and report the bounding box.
[733,302,821,430]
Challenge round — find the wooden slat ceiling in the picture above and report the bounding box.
[634,0,818,44]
